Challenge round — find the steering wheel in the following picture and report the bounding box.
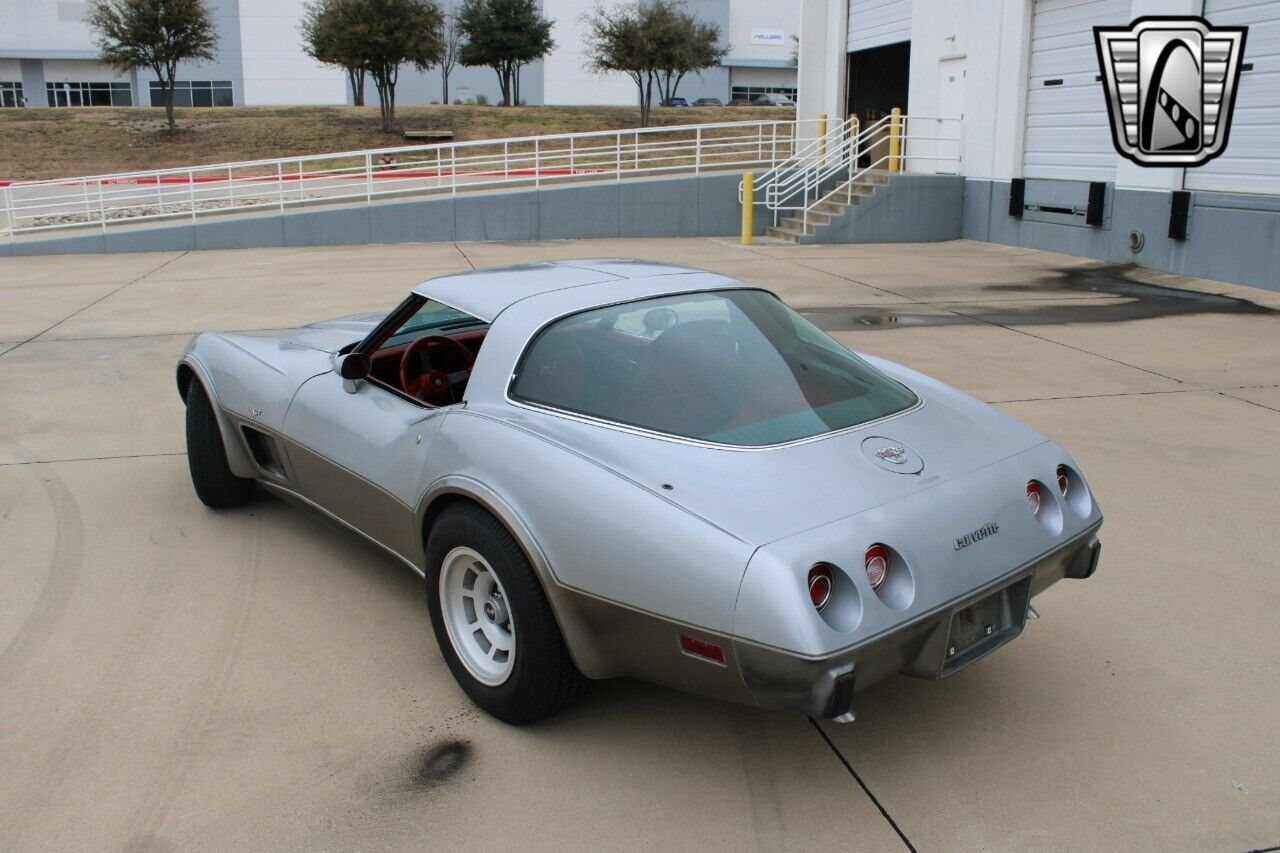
[399,335,476,404]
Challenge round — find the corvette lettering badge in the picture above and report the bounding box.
[954,522,999,551]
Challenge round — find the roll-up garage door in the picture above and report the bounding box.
[1185,0,1280,194]
[847,0,913,53]
[1023,0,1130,180]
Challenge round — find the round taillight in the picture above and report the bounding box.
[1026,481,1042,516]
[1055,465,1070,497]
[864,545,888,592]
[808,564,833,611]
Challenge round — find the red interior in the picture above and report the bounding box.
[369,328,489,402]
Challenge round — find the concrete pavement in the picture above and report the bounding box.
[1,238,1278,850]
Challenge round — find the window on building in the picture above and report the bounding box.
[150,80,234,108]
[731,85,798,103]
[45,81,133,107]
[1,81,24,108]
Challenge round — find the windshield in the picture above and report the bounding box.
[381,299,487,348]
[510,289,918,446]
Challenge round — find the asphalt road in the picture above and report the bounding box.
[1,237,1278,851]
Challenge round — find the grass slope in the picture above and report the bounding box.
[0,104,794,180]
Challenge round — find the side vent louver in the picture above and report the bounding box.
[241,426,286,478]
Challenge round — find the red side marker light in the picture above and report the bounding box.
[679,634,726,664]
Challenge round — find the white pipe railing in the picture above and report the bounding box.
[1,118,826,237]
[746,116,856,199]
[741,115,963,233]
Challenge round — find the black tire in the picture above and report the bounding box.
[425,502,586,724]
[185,382,256,508]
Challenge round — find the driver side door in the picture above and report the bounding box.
[281,370,448,565]
[278,295,487,564]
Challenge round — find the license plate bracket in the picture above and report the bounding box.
[941,574,1033,676]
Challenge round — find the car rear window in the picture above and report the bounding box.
[510,289,918,446]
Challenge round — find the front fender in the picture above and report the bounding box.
[177,348,257,479]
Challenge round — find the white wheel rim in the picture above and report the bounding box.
[439,546,515,686]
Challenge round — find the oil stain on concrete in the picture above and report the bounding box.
[407,739,472,794]
[801,264,1277,332]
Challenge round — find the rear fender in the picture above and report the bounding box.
[415,474,616,679]
[415,476,754,704]
[413,412,756,685]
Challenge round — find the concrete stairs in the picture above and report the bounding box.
[765,171,891,243]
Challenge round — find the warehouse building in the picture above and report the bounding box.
[0,0,343,108]
[0,0,797,109]
[797,0,1280,288]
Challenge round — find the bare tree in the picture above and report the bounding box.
[87,0,218,133]
[441,10,465,104]
[653,4,727,106]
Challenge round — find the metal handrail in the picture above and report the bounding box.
[744,114,962,233]
[2,117,831,237]
[747,116,855,197]
[760,115,888,207]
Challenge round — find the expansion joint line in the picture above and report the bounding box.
[0,251,189,360]
[808,716,917,852]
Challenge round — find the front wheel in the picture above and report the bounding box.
[185,382,255,508]
[425,502,585,724]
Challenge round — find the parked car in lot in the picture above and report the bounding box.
[178,260,1103,724]
[691,97,723,106]
[751,93,795,107]
[663,97,688,107]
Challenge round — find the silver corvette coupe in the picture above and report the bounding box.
[177,260,1102,724]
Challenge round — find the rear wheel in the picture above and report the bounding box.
[185,382,255,508]
[425,502,585,724]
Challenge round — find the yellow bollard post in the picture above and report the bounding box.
[888,107,902,173]
[740,171,754,245]
[818,112,828,162]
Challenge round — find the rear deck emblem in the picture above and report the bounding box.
[874,446,908,464]
[861,436,924,474]
[1095,17,1247,167]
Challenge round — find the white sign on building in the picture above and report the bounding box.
[750,28,786,46]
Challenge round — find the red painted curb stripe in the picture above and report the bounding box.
[0,167,612,188]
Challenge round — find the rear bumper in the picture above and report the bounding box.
[733,522,1102,718]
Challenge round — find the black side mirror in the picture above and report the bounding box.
[338,352,371,381]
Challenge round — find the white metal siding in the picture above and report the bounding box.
[1186,0,1280,194]
[846,0,912,53]
[1022,0,1129,180]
